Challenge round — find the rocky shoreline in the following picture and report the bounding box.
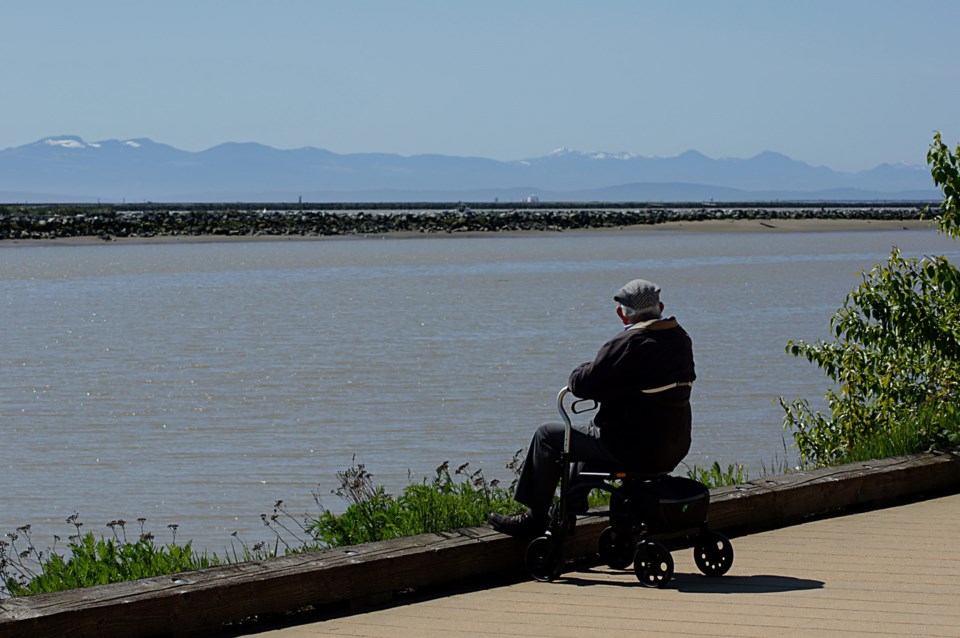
[0,205,934,241]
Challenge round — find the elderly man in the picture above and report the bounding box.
[488,278,696,537]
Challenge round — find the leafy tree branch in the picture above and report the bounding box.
[782,133,960,466]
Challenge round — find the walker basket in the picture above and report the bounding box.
[639,476,710,533]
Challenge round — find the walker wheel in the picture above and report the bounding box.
[633,541,674,588]
[598,526,635,570]
[694,531,734,577]
[525,536,563,582]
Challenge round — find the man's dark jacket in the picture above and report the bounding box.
[568,317,695,472]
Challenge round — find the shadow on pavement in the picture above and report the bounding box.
[671,572,825,594]
[562,568,824,594]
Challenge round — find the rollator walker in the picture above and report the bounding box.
[523,386,734,587]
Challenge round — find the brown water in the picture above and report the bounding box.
[2,227,956,553]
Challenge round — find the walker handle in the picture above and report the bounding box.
[557,386,598,455]
[557,386,572,427]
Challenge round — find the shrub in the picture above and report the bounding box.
[781,133,960,466]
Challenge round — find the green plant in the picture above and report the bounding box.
[927,131,960,239]
[1,516,218,597]
[842,402,960,463]
[306,459,522,547]
[685,461,748,488]
[781,133,960,466]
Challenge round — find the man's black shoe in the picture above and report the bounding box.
[488,510,546,537]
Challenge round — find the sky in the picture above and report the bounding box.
[2,0,958,172]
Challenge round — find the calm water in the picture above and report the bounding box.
[3,227,958,553]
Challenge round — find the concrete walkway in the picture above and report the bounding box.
[240,493,960,637]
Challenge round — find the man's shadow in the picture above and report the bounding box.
[565,568,824,594]
[670,571,824,594]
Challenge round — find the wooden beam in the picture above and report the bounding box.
[2,451,958,638]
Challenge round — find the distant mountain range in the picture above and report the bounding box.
[0,135,940,203]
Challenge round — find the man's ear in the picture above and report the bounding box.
[616,306,630,325]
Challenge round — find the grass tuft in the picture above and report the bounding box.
[841,404,960,463]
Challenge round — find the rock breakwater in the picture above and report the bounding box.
[0,205,931,241]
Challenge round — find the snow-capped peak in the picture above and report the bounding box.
[586,151,640,160]
[44,137,86,149]
[37,136,147,151]
[546,147,641,160]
